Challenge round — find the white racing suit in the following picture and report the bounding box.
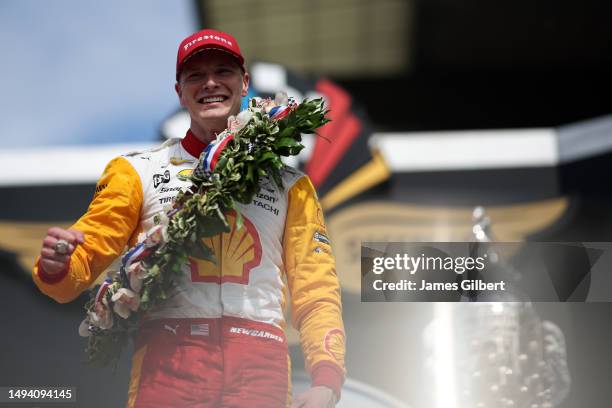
[33,131,346,407]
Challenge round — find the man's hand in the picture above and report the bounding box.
[39,227,85,275]
[292,386,337,408]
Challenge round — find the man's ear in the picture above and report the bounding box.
[175,82,185,107]
[241,72,250,97]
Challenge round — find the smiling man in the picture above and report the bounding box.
[32,29,345,408]
[175,44,249,143]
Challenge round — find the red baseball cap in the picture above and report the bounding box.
[176,29,245,81]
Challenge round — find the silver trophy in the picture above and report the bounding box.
[450,302,570,408]
[423,207,570,408]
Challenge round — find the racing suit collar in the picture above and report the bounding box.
[181,129,209,158]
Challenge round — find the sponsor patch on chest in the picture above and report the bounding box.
[252,198,280,216]
[153,170,171,188]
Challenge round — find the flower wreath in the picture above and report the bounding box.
[80,93,329,367]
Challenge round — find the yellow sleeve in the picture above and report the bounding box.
[283,175,346,396]
[32,157,143,303]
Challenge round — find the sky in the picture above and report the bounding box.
[0,0,196,148]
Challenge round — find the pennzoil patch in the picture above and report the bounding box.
[177,168,193,180]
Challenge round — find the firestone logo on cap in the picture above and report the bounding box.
[183,34,233,51]
[176,29,244,80]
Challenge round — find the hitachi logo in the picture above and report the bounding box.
[229,327,283,343]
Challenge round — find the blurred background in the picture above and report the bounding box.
[2,0,612,406]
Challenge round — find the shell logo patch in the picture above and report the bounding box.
[190,211,262,284]
[324,328,346,364]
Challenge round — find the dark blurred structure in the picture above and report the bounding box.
[199,0,612,131]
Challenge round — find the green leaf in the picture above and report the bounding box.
[148,264,160,278]
[257,151,277,164]
[246,164,254,182]
[274,137,300,149]
[235,208,244,230]
[188,240,216,262]
[271,170,284,190]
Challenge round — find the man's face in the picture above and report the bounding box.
[175,50,249,135]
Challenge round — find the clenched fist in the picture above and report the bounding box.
[39,227,85,275]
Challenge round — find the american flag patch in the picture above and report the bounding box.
[190,323,210,336]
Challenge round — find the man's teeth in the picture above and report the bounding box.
[200,96,225,103]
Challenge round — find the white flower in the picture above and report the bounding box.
[226,109,253,140]
[130,261,148,279]
[263,99,276,114]
[236,110,253,129]
[89,302,113,330]
[78,319,91,337]
[226,115,238,131]
[127,262,146,293]
[129,274,143,293]
[113,302,130,319]
[249,97,265,112]
[111,288,141,319]
[274,91,289,106]
[153,210,169,226]
[145,225,167,248]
